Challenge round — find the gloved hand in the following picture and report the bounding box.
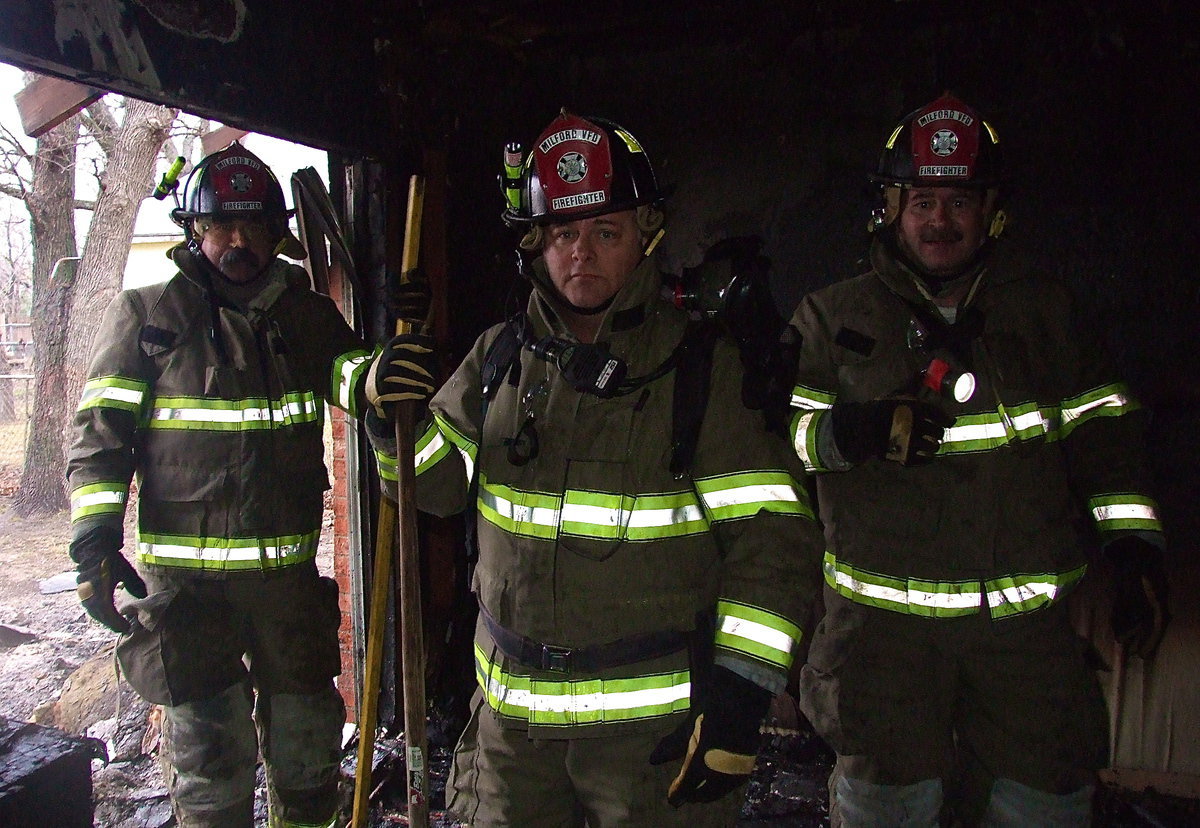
[387,275,432,324]
[649,666,773,806]
[69,525,147,634]
[365,332,438,418]
[1106,535,1171,658]
[830,398,954,466]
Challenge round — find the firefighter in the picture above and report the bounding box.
[65,142,379,828]
[367,110,825,825]
[788,93,1170,825]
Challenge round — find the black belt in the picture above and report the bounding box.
[479,604,689,673]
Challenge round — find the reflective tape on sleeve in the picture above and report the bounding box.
[694,470,811,522]
[1088,493,1162,533]
[1060,383,1140,438]
[333,348,374,416]
[714,599,801,671]
[78,376,148,415]
[70,482,129,523]
[985,566,1087,619]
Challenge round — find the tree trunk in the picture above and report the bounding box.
[63,98,177,418]
[14,95,178,519]
[11,117,79,517]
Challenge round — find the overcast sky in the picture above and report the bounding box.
[0,61,329,240]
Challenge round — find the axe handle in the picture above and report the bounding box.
[351,175,430,828]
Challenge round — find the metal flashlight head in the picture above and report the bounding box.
[922,356,975,403]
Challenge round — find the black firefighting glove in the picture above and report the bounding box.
[1106,535,1171,659]
[69,525,147,634]
[830,398,954,466]
[386,275,432,324]
[649,666,773,805]
[365,333,438,419]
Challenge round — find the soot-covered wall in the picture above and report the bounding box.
[428,2,1197,554]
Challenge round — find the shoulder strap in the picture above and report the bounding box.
[464,314,527,567]
[481,313,526,405]
[670,321,719,478]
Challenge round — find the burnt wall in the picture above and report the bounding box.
[413,4,1200,653]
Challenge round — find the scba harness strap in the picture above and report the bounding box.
[477,313,717,476]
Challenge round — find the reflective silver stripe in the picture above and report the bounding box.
[560,501,629,528]
[1009,408,1051,433]
[700,482,799,512]
[985,579,1067,610]
[718,614,793,654]
[337,353,372,411]
[81,385,144,406]
[627,503,706,528]
[455,446,475,482]
[483,675,690,716]
[1062,390,1130,423]
[482,488,561,528]
[791,411,820,471]
[790,392,833,410]
[137,537,315,563]
[942,410,1051,445]
[828,565,983,611]
[72,489,126,510]
[415,429,446,469]
[1092,503,1159,523]
[151,399,317,424]
[941,420,1009,444]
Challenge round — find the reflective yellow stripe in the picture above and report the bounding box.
[333,348,373,415]
[475,644,690,726]
[78,376,148,414]
[70,482,129,523]
[715,599,800,671]
[136,530,320,570]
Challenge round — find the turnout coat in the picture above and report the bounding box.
[402,254,824,737]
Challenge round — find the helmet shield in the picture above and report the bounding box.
[873,93,1003,188]
[506,110,661,225]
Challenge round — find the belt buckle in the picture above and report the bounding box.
[541,644,572,672]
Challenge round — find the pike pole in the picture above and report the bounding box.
[352,174,429,828]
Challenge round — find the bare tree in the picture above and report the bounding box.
[6,112,79,514]
[0,77,178,516]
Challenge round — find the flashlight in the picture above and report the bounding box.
[502,142,523,210]
[153,156,186,200]
[922,357,976,403]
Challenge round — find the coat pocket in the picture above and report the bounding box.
[116,587,244,705]
[558,459,631,561]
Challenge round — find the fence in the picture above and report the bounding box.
[0,369,34,496]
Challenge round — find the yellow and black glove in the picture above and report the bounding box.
[365,333,438,419]
[69,525,147,634]
[830,398,953,466]
[649,666,773,805]
[1107,536,1170,659]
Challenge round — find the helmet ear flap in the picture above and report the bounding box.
[869,186,904,233]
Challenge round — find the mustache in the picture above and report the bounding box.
[920,229,963,243]
[219,247,260,270]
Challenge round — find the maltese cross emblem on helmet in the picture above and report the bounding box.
[230,172,253,193]
[557,152,588,183]
[931,129,958,157]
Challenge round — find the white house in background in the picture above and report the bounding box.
[122,133,328,290]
